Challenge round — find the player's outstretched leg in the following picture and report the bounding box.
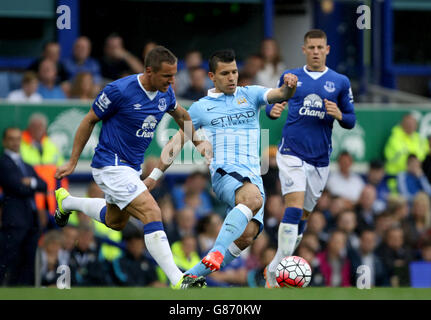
[127,191,207,288]
[55,187,107,227]
[201,182,262,271]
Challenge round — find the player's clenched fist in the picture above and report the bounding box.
[324,99,342,121]
[283,73,298,88]
[196,140,213,165]
[269,101,287,119]
[55,161,76,180]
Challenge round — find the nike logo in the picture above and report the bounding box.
[207,107,216,111]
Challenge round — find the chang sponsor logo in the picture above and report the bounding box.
[299,94,325,119]
[136,115,158,138]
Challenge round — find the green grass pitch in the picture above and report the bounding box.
[0,287,430,300]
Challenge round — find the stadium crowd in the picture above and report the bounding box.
[0,34,431,288]
[1,34,285,102]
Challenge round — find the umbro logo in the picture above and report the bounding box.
[133,103,142,110]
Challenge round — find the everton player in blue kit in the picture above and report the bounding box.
[264,29,356,287]
[145,49,298,278]
[54,46,210,288]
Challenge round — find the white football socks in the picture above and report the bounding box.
[267,223,299,285]
[62,195,106,223]
[144,230,183,285]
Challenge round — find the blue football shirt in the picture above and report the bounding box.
[91,74,177,171]
[267,66,356,167]
[188,86,270,178]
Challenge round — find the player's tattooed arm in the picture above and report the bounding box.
[55,108,100,179]
[267,73,298,104]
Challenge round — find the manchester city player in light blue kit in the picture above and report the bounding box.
[54,46,211,289]
[264,29,356,287]
[145,49,297,279]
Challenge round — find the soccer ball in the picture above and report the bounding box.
[276,256,312,288]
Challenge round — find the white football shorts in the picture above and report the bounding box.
[276,152,329,212]
[92,165,147,210]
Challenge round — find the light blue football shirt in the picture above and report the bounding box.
[188,85,270,179]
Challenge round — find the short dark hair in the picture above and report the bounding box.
[144,46,177,72]
[304,29,327,43]
[2,126,20,140]
[209,49,236,73]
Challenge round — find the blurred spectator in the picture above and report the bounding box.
[60,225,78,265]
[69,224,112,286]
[171,234,201,274]
[397,154,431,202]
[306,210,329,248]
[167,207,197,244]
[245,230,270,271]
[175,50,212,96]
[111,223,163,287]
[171,171,213,219]
[207,253,248,287]
[363,160,390,212]
[21,113,66,222]
[301,232,321,253]
[261,145,281,196]
[247,245,276,287]
[62,36,102,86]
[355,184,379,233]
[422,135,431,183]
[315,189,332,220]
[100,33,144,82]
[77,181,123,262]
[375,211,396,246]
[141,41,158,63]
[349,230,390,287]
[255,38,286,87]
[297,243,325,287]
[39,230,66,287]
[0,127,47,286]
[159,195,177,242]
[419,239,431,261]
[37,59,67,99]
[403,192,431,250]
[28,42,68,84]
[196,213,222,256]
[336,210,360,251]
[324,195,352,232]
[317,230,352,287]
[142,156,169,201]
[326,151,365,204]
[180,66,208,101]
[386,195,410,236]
[69,72,98,100]
[239,54,263,85]
[384,114,429,192]
[376,226,413,287]
[6,71,42,103]
[263,194,284,246]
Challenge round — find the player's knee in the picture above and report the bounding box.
[107,219,128,231]
[143,205,162,222]
[237,192,262,215]
[246,194,263,215]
